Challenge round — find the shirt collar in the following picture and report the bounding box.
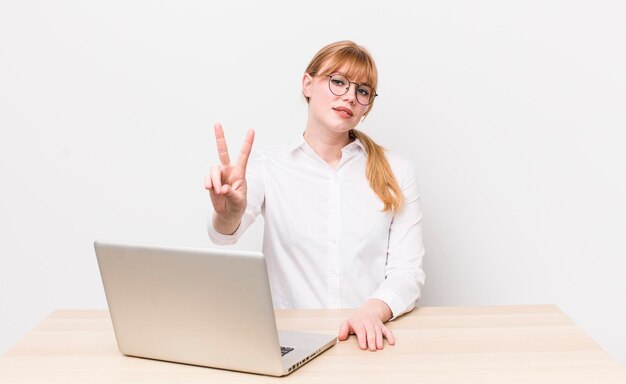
[286,133,307,152]
[348,138,367,156]
[287,132,368,157]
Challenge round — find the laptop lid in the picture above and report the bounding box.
[94,241,286,376]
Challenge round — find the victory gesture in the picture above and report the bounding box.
[205,123,255,234]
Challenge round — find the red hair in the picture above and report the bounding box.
[304,41,403,212]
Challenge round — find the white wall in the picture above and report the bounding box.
[1,0,625,367]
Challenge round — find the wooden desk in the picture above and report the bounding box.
[1,305,625,383]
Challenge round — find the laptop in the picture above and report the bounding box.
[94,241,337,376]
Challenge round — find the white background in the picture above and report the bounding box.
[1,0,625,367]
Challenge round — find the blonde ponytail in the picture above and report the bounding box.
[350,129,404,212]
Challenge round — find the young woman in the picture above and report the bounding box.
[205,40,425,352]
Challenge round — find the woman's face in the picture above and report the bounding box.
[302,67,370,135]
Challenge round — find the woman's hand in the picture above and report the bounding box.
[204,123,255,234]
[338,299,396,351]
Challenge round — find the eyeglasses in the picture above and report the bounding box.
[325,74,378,106]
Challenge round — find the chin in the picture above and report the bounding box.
[328,119,359,133]
[328,125,356,135]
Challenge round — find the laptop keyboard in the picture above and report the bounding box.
[280,346,294,356]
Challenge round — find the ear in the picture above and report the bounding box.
[302,73,313,98]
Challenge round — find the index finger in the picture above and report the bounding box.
[214,123,231,166]
[235,129,255,172]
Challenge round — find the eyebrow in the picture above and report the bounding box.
[330,72,373,87]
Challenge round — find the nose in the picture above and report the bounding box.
[342,83,358,104]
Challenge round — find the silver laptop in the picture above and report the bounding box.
[94,241,336,376]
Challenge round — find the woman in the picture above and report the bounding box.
[205,40,425,352]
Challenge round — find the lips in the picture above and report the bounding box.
[333,106,353,117]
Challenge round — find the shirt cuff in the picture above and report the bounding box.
[206,217,243,245]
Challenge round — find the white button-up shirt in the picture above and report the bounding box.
[208,135,426,319]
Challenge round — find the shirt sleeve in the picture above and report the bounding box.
[369,155,426,320]
[207,151,265,245]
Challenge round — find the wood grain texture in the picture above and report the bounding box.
[1,305,625,383]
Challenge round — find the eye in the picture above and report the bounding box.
[358,87,370,96]
[332,78,347,86]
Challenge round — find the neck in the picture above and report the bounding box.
[303,124,352,167]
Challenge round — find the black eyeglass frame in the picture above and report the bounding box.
[325,74,378,106]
